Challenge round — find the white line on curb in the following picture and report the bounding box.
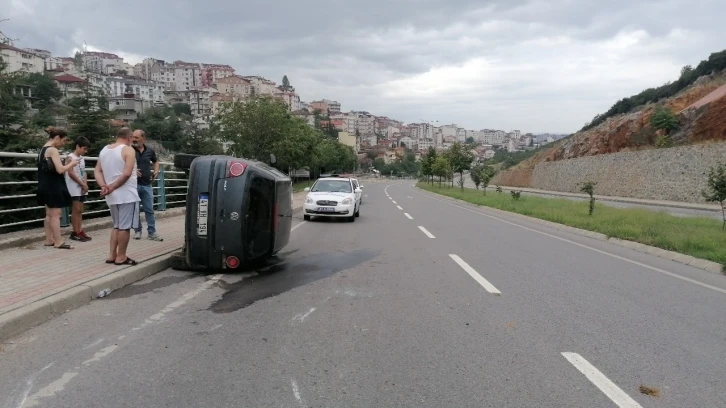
[418,226,435,238]
[404,213,413,220]
[561,352,642,408]
[449,254,501,294]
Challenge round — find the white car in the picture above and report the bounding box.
[303,177,362,222]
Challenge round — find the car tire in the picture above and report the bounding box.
[173,153,200,170]
[170,251,190,271]
[348,214,355,222]
[303,215,311,221]
[355,207,360,217]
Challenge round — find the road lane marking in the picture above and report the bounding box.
[22,275,224,407]
[404,213,413,220]
[392,200,397,204]
[562,352,643,408]
[449,254,501,294]
[396,206,403,210]
[291,221,306,231]
[418,226,435,238]
[291,379,305,406]
[293,307,316,322]
[412,186,726,295]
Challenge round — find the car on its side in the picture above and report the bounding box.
[303,177,361,222]
[170,153,293,272]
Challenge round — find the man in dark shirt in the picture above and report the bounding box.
[132,130,163,241]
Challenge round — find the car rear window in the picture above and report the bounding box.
[312,180,352,193]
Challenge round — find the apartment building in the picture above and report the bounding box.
[274,91,302,112]
[82,51,124,74]
[211,93,234,116]
[241,76,278,96]
[53,74,86,100]
[201,64,235,86]
[216,75,251,98]
[172,61,203,90]
[0,44,45,73]
[125,78,165,105]
[108,96,151,123]
[310,99,341,113]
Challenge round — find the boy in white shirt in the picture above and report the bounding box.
[64,137,91,242]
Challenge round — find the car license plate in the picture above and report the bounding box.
[197,194,209,236]
[317,207,335,212]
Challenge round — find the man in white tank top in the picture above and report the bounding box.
[95,127,141,265]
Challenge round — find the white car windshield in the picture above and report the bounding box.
[312,180,352,193]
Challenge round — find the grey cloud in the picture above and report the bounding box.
[3,0,726,132]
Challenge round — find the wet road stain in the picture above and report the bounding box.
[208,249,379,313]
[107,275,197,299]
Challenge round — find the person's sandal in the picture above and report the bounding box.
[114,257,138,266]
[55,243,74,249]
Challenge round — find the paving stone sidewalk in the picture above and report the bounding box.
[0,216,185,316]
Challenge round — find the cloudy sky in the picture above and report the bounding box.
[3,0,724,133]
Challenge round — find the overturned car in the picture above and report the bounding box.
[170,153,293,271]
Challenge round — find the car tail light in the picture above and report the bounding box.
[225,255,240,269]
[228,161,246,177]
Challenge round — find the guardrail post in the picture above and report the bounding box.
[157,167,167,211]
[60,206,71,227]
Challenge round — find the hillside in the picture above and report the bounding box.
[494,50,726,187]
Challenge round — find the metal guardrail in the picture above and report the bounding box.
[0,151,188,231]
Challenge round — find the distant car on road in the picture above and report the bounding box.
[303,177,361,222]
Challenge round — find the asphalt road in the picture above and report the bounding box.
[2,182,725,407]
[454,174,723,220]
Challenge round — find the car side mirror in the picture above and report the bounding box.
[359,185,364,189]
[355,188,362,193]
[304,187,311,192]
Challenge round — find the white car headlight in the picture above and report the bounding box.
[305,196,313,204]
[341,198,352,205]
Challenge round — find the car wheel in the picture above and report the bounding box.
[303,215,311,221]
[355,206,360,217]
[170,251,190,271]
[348,214,355,222]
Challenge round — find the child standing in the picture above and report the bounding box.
[65,137,91,241]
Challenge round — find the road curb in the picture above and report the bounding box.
[0,207,186,251]
[415,187,725,276]
[0,251,177,342]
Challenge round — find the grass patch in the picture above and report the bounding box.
[293,179,314,193]
[417,182,726,268]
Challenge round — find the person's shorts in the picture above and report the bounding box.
[71,195,87,203]
[109,202,140,230]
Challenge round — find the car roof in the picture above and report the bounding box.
[316,177,352,182]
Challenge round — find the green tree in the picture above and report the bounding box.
[172,103,192,116]
[465,136,475,144]
[703,163,726,230]
[470,164,483,190]
[132,106,187,150]
[0,55,28,140]
[216,96,293,161]
[445,142,475,189]
[432,156,451,187]
[275,121,319,174]
[281,75,292,91]
[480,165,496,193]
[650,106,679,133]
[422,147,437,184]
[66,78,113,153]
[579,181,597,216]
[177,126,224,156]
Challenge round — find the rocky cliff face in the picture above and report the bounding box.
[493,74,726,188]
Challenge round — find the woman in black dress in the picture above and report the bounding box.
[37,127,79,249]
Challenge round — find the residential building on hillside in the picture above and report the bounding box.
[124,78,165,105]
[88,73,126,98]
[323,99,341,112]
[134,58,162,80]
[108,96,151,123]
[82,51,124,74]
[23,48,63,71]
[399,136,415,149]
[241,76,278,96]
[418,138,434,151]
[274,91,302,112]
[0,44,45,73]
[292,109,315,126]
[211,93,234,116]
[216,75,251,99]
[457,127,467,142]
[53,74,85,100]
[172,61,203,90]
[357,114,375,136]
[201,64,235,86]
[187,88,214,118]
[310,99,341,113]
[338,131,359,154]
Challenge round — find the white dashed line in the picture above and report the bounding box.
[449,254,501,294]
[404,213,413,220]
[396,206,403,210]
[392,200,397,204]
[291,221,306,231]
[562,352,643,408]
[418,226,435,238]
